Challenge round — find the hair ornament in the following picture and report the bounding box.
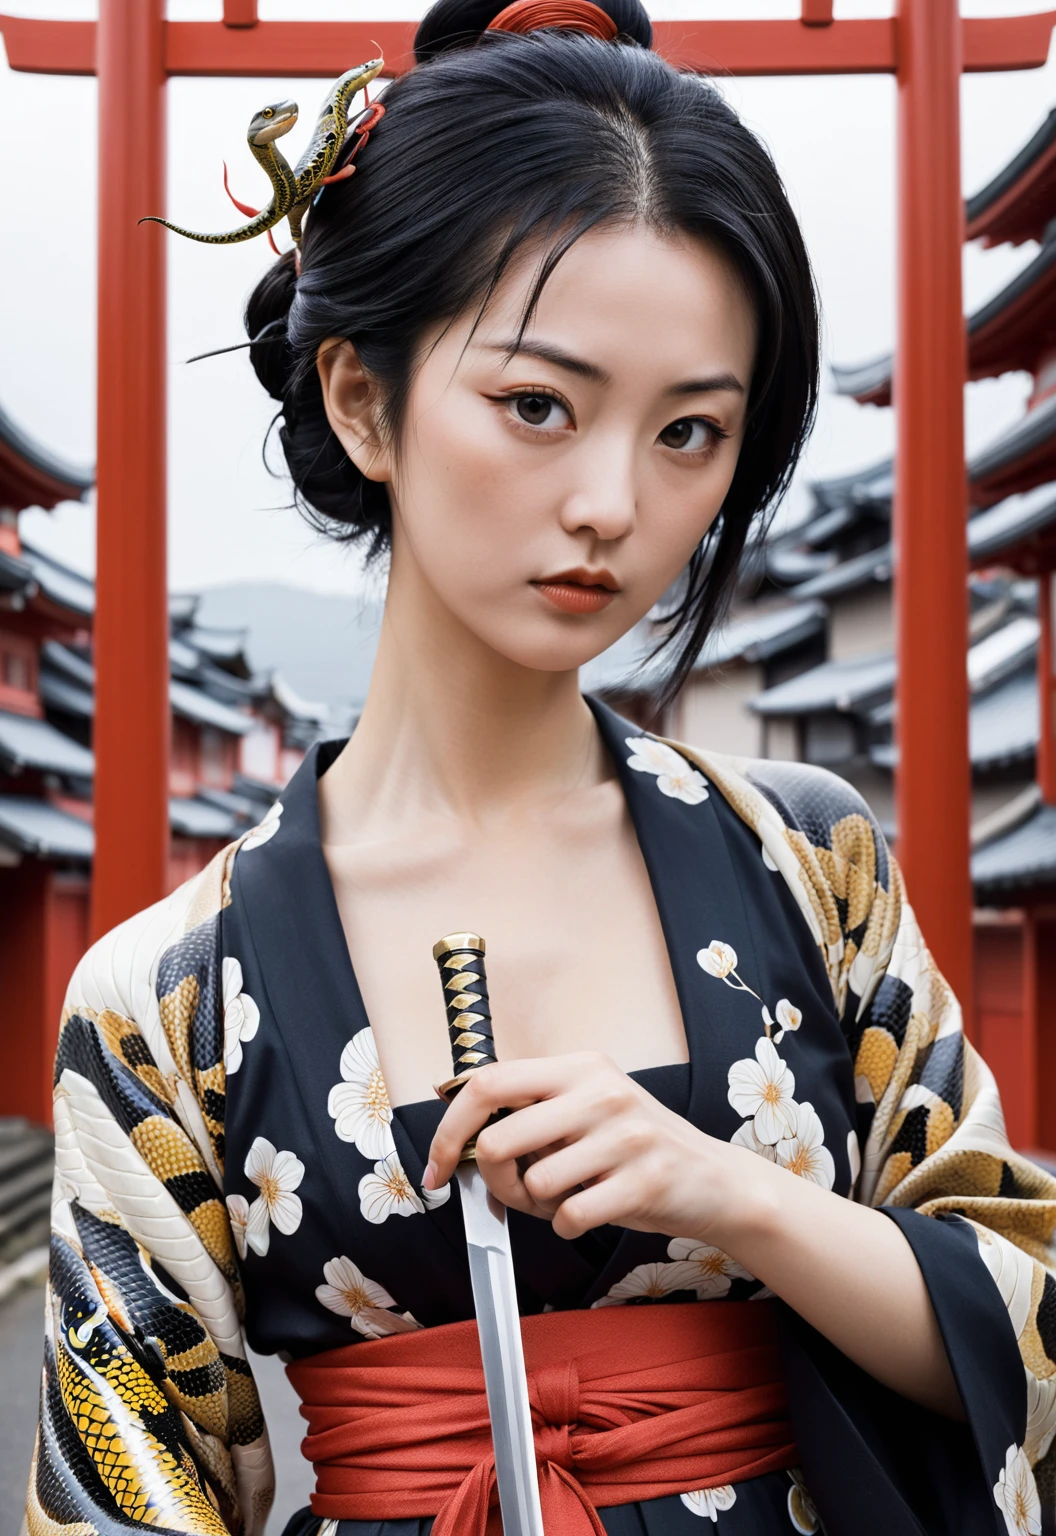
[139,55,384,250]
[485,0,619,40]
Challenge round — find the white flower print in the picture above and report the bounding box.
[697,940,739,979]
[327,1028,394,1159]
[680,1485,737,1520]
[994,1443,1042,1535]
[727,1035,798,1145]
[731,1117,779,1163]
[358,1151,426,1225]
[244,1137,304,1256]
[787,1470,819,1533]
[666,1237,754,1298]
[772,998,802,1044]
[625,736,709,805]
[775,1102,835,1190]
[221,957,260,1075]
[315,1255,422,1339]
[242,799,283,851]
[317,1523,339,1536]
[422,1180,452,1209]
[591,1260,702,1308]
[226,1193,249,1260]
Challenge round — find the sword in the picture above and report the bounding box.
[433,932,545,1536]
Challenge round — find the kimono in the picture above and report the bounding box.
[26,697,1056,1536]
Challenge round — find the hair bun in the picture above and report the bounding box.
[414,0,650,61]
[244,248,297,402]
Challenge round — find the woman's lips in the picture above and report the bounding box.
[532,581,617,615]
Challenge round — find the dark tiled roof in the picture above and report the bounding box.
[833,239,1056,407]
[0,402,93,513]
[792,544,893,600]
[0,711,94,778]
[0,796,93,861]
[972,801,1056,897]
[696,600,828,669]
[19,542,94,618]
[969,391,1056,500]
[872,664,1037,773]
[968,481,1056,563]
[966,107,1056,245]
[750,651,896,717]
[169,797,239,840]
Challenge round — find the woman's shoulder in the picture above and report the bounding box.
[65,838,241,1031]
[664,737,887,860]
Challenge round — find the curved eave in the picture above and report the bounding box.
[834,238,1056,408]
[0,402,93,513]
[966,108,1056,249]
[970,394,1056,506]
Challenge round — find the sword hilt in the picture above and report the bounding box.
[433,933,498,1160]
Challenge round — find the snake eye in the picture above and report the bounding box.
[262,107,274,118]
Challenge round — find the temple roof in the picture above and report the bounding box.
[0,796,94,862]
[972,799,1056,898]
[966,107,1056,249]
[969,391,1056,505]
[833,236,1056,408]
[871,664,1037,774]
[0,404,93,515]
[749,650,895,717]
[0,711,94,781]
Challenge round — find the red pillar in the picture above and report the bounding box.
[1039,573,1056,804]
[92,0,170,938]
[893,0,972,1011]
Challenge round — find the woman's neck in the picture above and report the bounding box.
[319,552,610,840]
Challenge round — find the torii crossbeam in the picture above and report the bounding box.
[2,0,1055,1017]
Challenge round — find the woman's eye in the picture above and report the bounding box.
[508,394,570,430]
[658,418,714,453]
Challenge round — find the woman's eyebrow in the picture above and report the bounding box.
[666,371,745,398]
[486,340,609,384]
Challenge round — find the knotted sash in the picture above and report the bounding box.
[288,1300,797,1534]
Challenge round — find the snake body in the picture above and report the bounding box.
[285,58,385,244]
[142,57,384,249]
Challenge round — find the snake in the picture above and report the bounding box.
[48,1234,231,1534]
[140,98,300,246]
[141,57,384,249]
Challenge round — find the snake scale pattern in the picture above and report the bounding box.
[141,58,384,248]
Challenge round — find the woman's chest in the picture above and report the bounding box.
[220,735,860,1360]
[323,795,689,1105]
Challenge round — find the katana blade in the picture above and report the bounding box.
[433,932,545,1536]
[457,1163,545,1536]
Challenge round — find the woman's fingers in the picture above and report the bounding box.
[426,1053,627,1184]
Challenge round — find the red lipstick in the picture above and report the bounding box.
[532,567,619,615]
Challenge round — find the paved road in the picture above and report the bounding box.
[0,1282,314,1536]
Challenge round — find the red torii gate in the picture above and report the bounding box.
[1,0,1055,1016]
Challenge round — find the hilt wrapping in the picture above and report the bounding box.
[432,932,496,1100]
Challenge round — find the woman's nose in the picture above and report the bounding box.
[558,440,637,542]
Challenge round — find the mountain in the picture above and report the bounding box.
[193,583,383,717]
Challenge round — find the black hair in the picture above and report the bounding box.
[245,0,819,701]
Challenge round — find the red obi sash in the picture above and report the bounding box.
[287,1299,798,1535]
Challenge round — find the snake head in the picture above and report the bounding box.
[61,1297,108,1351]
[249,99,299,147]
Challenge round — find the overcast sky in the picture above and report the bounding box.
[3,0,1056,595]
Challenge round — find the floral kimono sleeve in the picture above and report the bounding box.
[682,744,1056,1535]
[24,844,274,1536]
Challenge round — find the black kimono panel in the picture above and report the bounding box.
[216,701,1043,1536]
[32,701,1056,1536]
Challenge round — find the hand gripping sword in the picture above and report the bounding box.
[433,933,546,1536]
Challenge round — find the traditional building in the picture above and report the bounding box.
[0,404,330,1146]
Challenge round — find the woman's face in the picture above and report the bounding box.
[322,222,757,673]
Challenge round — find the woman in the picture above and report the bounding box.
[28,3,1056,1533]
